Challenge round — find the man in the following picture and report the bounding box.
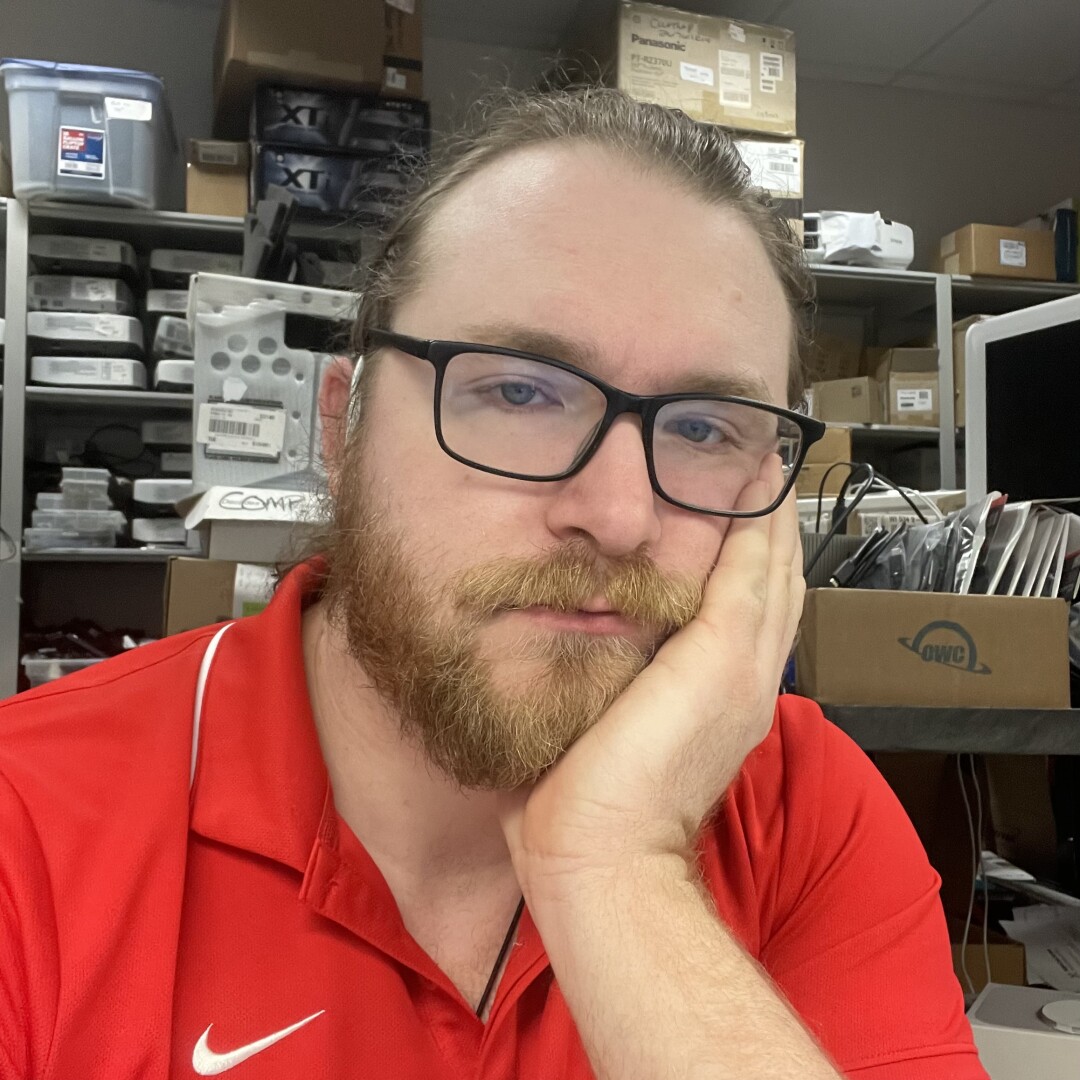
[1,89,987,1079]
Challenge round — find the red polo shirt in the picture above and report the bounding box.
[1,562,987,1079]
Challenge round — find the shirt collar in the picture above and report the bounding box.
[189,561,328,873]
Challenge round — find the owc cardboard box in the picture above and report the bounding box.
[574,2,797,136]
[796,589,1071,708]
[213,0,423,138]
[936,224,1056,282]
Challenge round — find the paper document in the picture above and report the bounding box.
[1001,904,1080,991]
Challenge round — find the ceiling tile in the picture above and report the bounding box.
[426,0,581,48]
[892,72,1049,104]
[1044,78,1080,110]
[767,0,986,72]
[913,0,1080,88]
[797,60,896,86]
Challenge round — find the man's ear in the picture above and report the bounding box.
[320,355,359,494]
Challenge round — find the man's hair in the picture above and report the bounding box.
[351,86,814,408]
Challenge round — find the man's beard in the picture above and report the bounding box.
[321,455,704,790]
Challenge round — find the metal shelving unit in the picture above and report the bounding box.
[0,197,1076,700]
[22,547,197,563]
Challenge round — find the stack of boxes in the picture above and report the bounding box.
[809,342,941,431]
[565,2,802,235]
[186,0,427,222]
[796,426,853,499]
[24,468,125,551]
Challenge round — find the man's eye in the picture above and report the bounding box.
[500,382,539,406]
[672,417,724,444]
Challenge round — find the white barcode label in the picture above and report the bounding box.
[197,403,286,459]
[195,141,242,167]
[719,50,752,108]
[728,22,746,43]
[896,388,934,412]
[385,68,407,91]
[999,239,1027,268]
[735,139,803,197]
[761,53,784,81]
[680,61,715,87]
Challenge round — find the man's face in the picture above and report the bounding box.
[323,143,793,790]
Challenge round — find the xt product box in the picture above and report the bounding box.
[213,0,424,138]
[796,589,1070,708]
[1,59,179,209]
[186,140,250,217]
[252,144,411,221]
[252,85,429,155]
[573,2,796,136]
[936,224,1056,281]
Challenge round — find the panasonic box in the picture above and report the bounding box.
[796,589,1070,708]
[575,2,797,136]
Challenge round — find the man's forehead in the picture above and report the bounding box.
[403,142,792,404]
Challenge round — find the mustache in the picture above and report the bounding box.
[451,540,704,634]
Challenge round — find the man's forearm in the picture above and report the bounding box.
[525,854,843,1080]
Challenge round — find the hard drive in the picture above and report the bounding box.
[28,276,136,315]
[149,249,241,288]
[28,312,144,358]
[28,235,138,283]
[30,355,148,389]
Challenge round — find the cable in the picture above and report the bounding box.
[803,463,875,578]
[972,755,992,990]
[869,475,930,524]
[475,896,525,1019]
[957,753,979,996]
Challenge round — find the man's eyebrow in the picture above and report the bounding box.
[456,321,774,403]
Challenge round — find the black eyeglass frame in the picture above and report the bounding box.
[367,329,826,518]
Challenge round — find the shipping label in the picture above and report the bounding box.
[197,402,286,461]
[57,127,106,180]
[680,61,715,86]
[105,97,152,121]
[896,388,934,412]
[999,239,1027,268]
[718,50,752,108]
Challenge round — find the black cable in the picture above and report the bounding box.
[870,475,930,524]
[815,462,859,532]
[804,463,876,579]
[475,896,525,1019]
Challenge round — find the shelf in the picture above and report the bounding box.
[834,423,941,441]
[22,547,198,563]
[809,264,939,315]
[26,387,193,410]
[822,704,1080,755]
[950,275,1080,316]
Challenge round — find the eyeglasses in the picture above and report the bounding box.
[366,329,825,518]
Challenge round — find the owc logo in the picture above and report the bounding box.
[897,621,991,675]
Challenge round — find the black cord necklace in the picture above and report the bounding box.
[475,896,526,1019]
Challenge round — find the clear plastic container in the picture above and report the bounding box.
[23,526,117,551]
[31,508,126,532]
[36,489,113,511]
[141,419,192,446]
[1,58,178,209]
[61,466,111,482]
[28,275,135,315]
[151,315,192,359]
[28,235,138,282]
[132,478,193,504]
[28,312,144,358]
[21,654,107,687]
[30,356,148,389]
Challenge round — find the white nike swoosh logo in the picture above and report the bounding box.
[192,1010,325,1075]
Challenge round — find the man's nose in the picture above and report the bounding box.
[543,415,663,557]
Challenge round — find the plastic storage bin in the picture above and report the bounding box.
[1,59,178,209]
[23,526,118,551]
[21,655,106,687]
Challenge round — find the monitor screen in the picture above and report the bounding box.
[985,321,1080,502]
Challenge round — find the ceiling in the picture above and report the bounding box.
[423,0,1080,110]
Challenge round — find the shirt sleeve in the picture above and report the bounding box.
[760,705,988,1080]
[0,770,59,1080]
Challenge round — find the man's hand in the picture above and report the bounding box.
[499,454,804,892]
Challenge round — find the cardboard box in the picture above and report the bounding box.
[868,347,940,427]
[213,0,423,138]
[796,462,849,498]
[735,136,803,222]
[186,140,250,218]
[810,376,884,425]
[808,333,863,382]
[796,589,1071,708]
[936,223,1056,281]
[164,557,238,635]
[576,2,797,136]
[952,314,993,428]
[951,942,1026,996]
[804,425,852,465]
